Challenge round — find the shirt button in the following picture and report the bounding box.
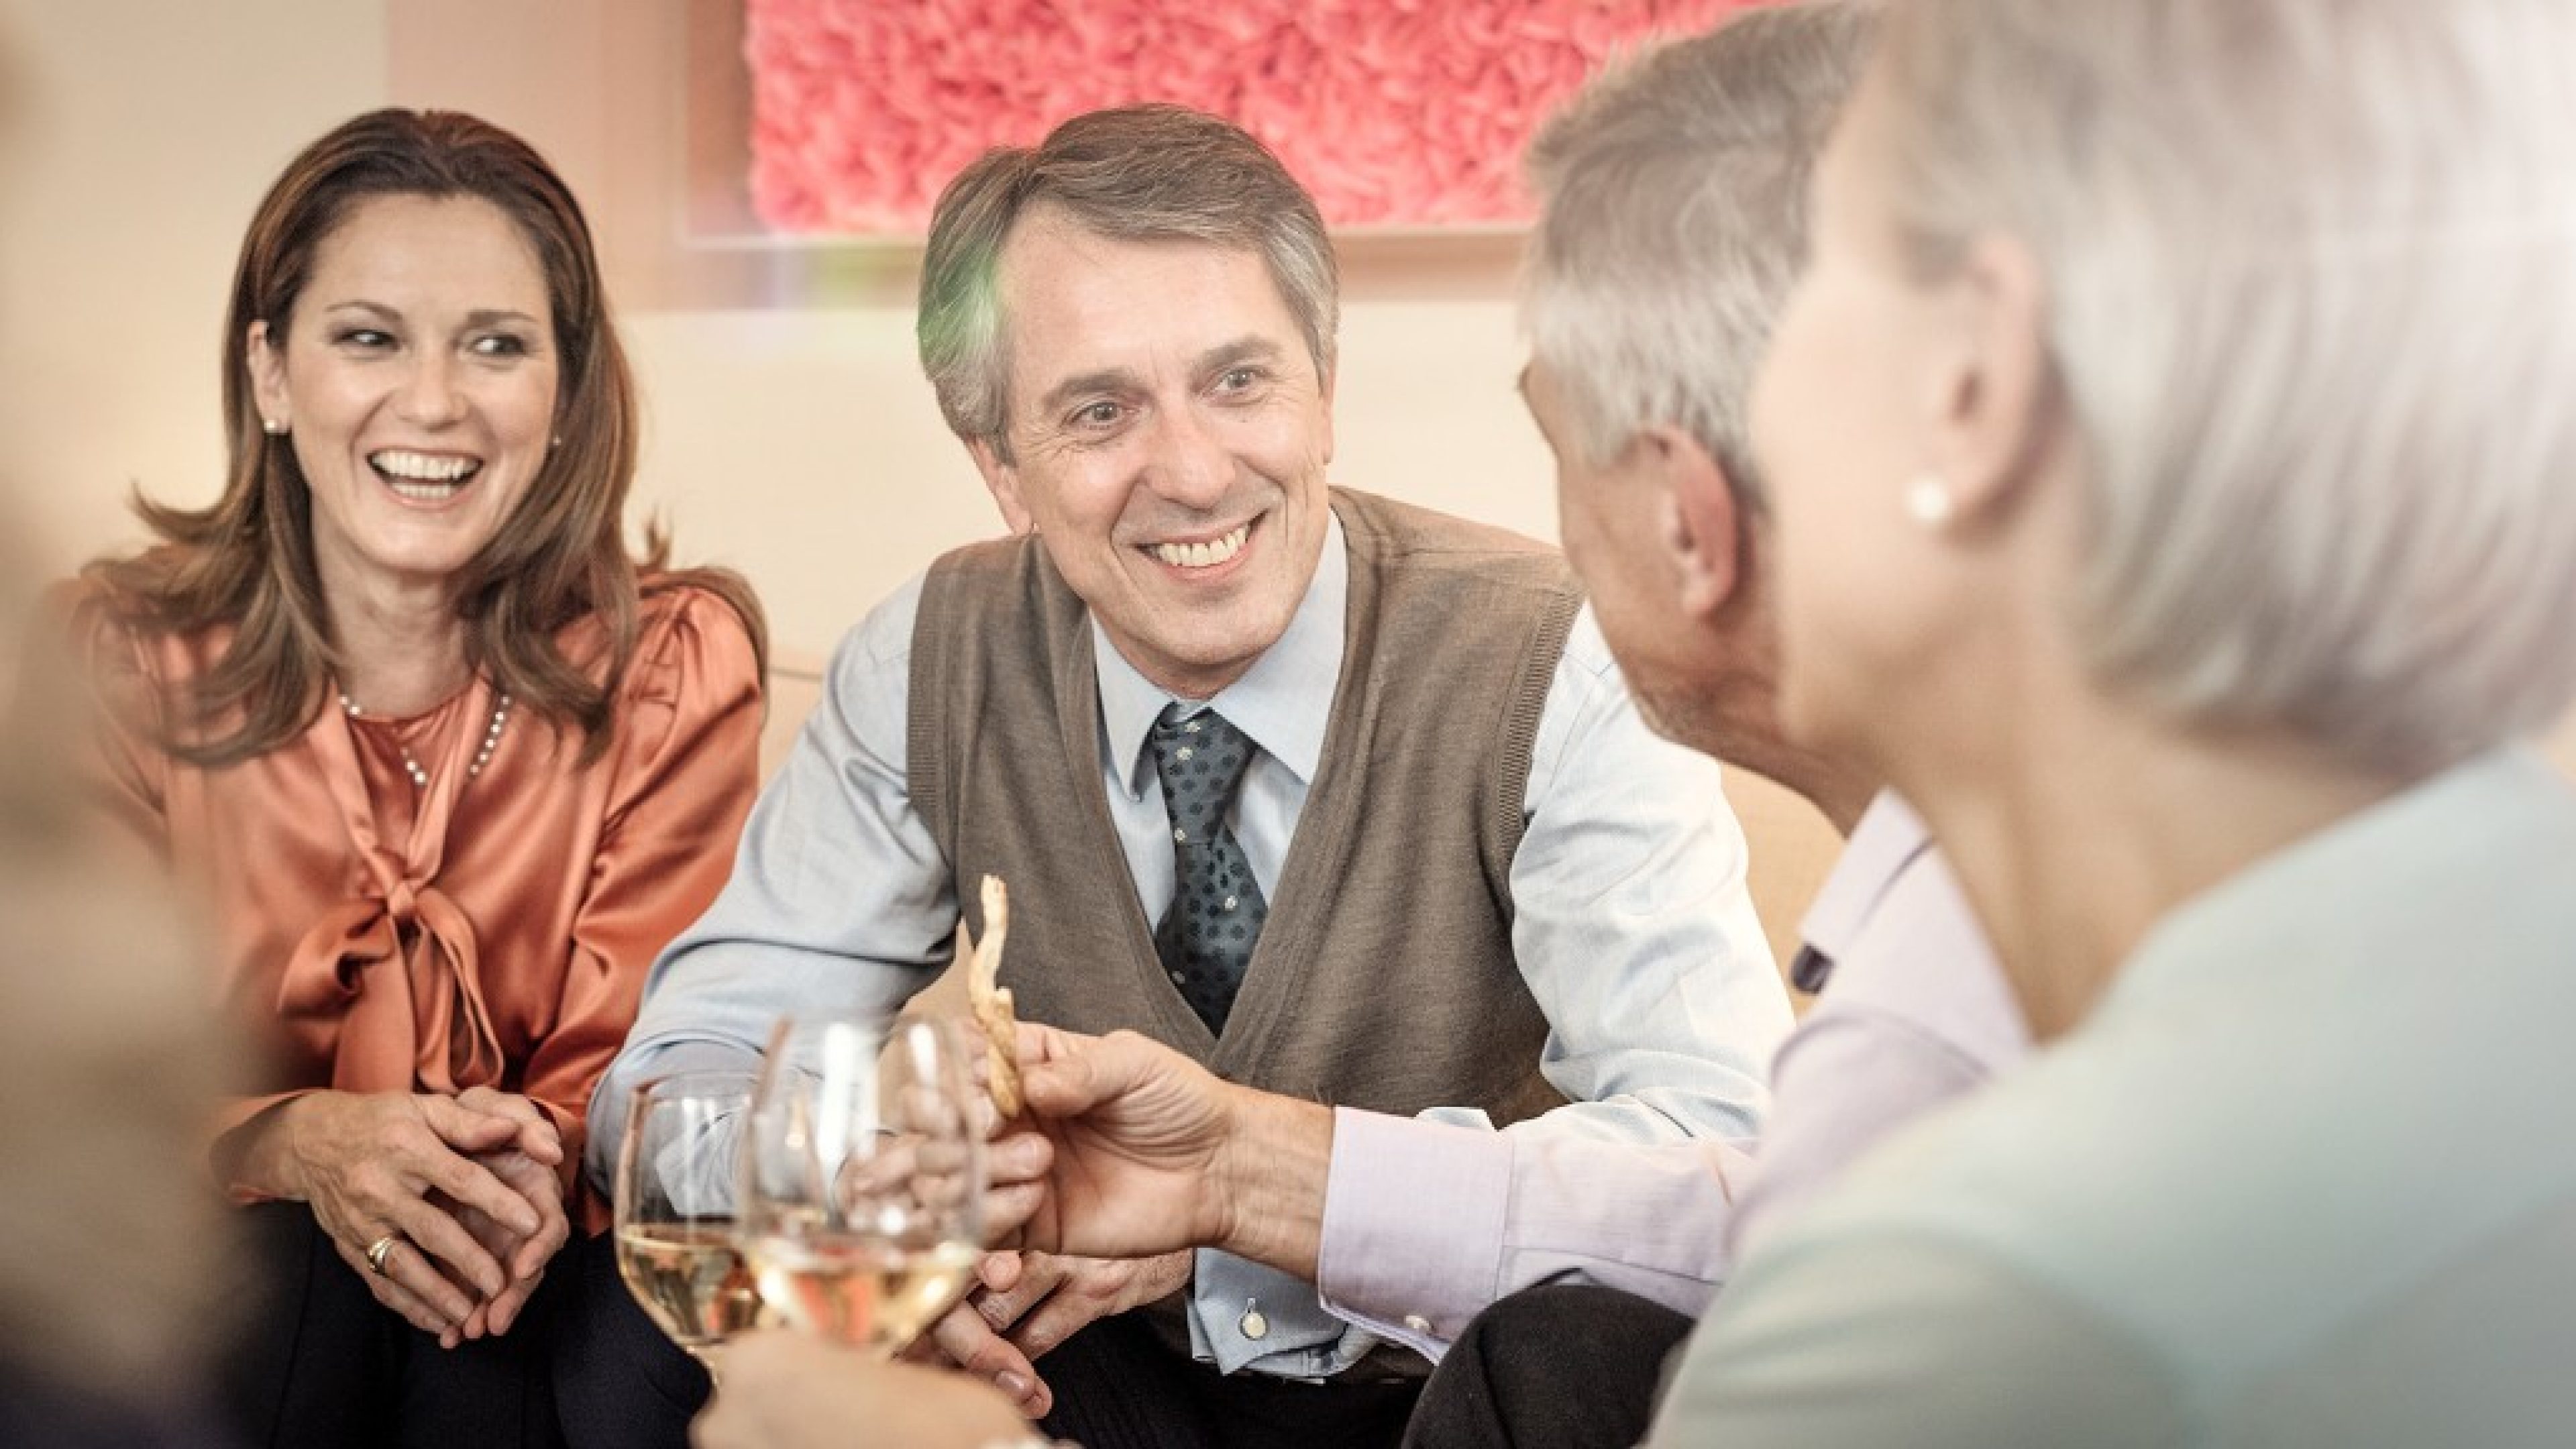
[1403,1314,1432,1335]
[1177,746,1194,761]
[1223,896,1238,910]
[1185,720,1201,734]
[1174,827,1189,843]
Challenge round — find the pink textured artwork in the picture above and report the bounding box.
[745,0,1766,234]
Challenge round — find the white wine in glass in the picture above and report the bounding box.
[743,1225,983,1352]
[614,1071,763,1371]
[743,1014,987,1357]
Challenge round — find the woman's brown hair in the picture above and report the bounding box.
[89,107,763,766]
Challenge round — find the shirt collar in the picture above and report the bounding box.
[1799,790,1935,970]
[1095,511,1348,800]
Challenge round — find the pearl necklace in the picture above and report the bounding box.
[338,688,515,792]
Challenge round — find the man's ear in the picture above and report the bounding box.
[1648,425,1746,623]
[968,437,1035,535]
[1316,363,1336,470]
[1924,233,2055,525]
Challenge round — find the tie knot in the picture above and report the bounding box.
[1150,705,1255,837]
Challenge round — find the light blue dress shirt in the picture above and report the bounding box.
[594,513,1791,1377]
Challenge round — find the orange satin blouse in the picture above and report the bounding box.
[76,583,761,1228]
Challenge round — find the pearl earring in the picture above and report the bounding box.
[1904,472,1956,529]
[262,418,286,437]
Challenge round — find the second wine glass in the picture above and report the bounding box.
[613,1069,764,1375]
[741,1014,987,1357]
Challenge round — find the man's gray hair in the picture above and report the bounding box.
[1522,1,1876,505]
[1878,0,2576,771]
[918,105,1339,462]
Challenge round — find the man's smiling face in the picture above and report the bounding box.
[971,210,1336,699]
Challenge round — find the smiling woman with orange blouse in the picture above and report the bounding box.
[63,108,764,1448]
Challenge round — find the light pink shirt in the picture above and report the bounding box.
[1314,792,2029,1358]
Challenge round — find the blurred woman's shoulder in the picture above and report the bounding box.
[43,557,228,714]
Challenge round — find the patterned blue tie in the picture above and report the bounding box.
[1148,705,1269,1033]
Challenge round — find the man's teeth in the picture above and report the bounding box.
[1151,523,1250,569]
[372,449,478,483]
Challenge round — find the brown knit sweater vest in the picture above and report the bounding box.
[909,488,1576,1126]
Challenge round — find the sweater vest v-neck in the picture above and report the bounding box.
[910,488,1577,1126]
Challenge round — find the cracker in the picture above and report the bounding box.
[966,873,1024,1117]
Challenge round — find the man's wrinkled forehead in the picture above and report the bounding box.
[999,209,1320,363]
[995,221,1311,405]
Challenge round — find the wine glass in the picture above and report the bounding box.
[613,1070,764,1376]
[740,1013,987,1357]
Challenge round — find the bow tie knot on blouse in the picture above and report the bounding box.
[274,685,508,1096]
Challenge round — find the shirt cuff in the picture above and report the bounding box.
[1189,1250,1383,1377]
[1315,1108,1517,1360]
[584,1038,763,1193]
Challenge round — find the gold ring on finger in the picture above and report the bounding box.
[364,1232,401,1277]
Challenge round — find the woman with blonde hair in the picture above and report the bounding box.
[67,107,765,1446]
[1650,0,2576,1441]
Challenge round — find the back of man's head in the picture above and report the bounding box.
[918,105,1340,461]
[1523,1,1876,505]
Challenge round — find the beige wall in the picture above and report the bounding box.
[0,0,386,567]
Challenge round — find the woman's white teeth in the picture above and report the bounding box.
[371,449,478,483]
[1152,523,1250,569]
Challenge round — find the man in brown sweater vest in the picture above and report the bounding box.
[692,7,2045,1449]
[600,103,1792,1448]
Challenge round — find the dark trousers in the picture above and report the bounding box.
[549,1228,711,1449]
[1036,1311,1422,1449]
[1401,1284,1694,1449]
[217,1202,570,1449]
[216,1205,709,1449]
